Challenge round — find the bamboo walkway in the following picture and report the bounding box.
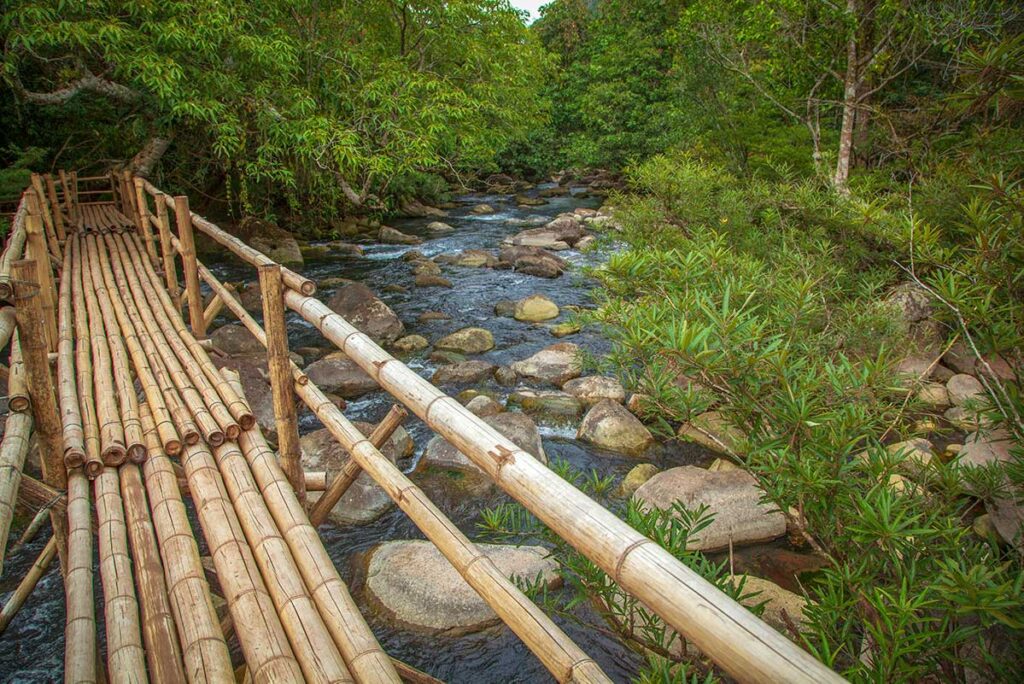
[0,171,847,683]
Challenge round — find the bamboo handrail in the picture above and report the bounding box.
[64,469,97,683]
[284,290,844,684]
[8,331,30,413]
[56,240,86,469]
[139,406,233,683]
[0,536,57,635]
[22,210,58,349]
[0,341,31,575]
[0,194,28,300]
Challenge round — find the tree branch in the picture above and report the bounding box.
[10,69,140,106]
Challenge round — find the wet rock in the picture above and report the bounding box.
[563,376,626,406]
[431,360,496,385]
[574,208,598,218]
[238,281,263,314]
[916,382,950,409]
[418,311,450,323]
[618,463,659,498]
[391,335,428,353]
[516,194,547,207]
[429,350,466,365]
[494,300,516,317]
[577,400,654,456]
[677,411,745,455]
[470,204,495,215]
[300,421,412,525]
[947,373,985,406]
[305,355,378,398]
[294,346,327,365]
[514,294,559,322]
[635,467,786,551]
[379,226,422,245]
[325,240,363,256]
[451,250,497,268]
[498,245,566,279]
[211,323,263,355]
[300,244,330,259]
[465,395,503,417]
[365,540,558,633]
[319,276,353,288]
[576,235,597,251]
[399,198,447,218]
[508,389,584,422]
[494,366,517,386]
[426,221,454,233]
[418,412,546,476]
[412,260,442,276]
[435,327,494,355]
[245,219,303,267]
[507,214,586,249]
[414,274,453,288]
[402,250,426,262]
[550,322,581,338]
[511,342,582,385]
[327,283,404,344]
[382,284,407,294]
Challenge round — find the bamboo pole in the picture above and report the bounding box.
[131,178,159,269]
[258,264,304,503]
[176,436,303,682]
[223,371,399,684]
[30,174,62,261]
[8,331,30,413]
[23,209,58,350]
[88,235,181,456]
[65,468,97,683]
[57,239,86,469]
[305,471,327,491]
[82,236,146,461]
[100,235,225,445]
[0,351,31,574]
[122,234,251,432]
[44,174,67,242]
[172,196,206,338]
[13,474,65,519]
[94,465,147,680]
[70,171,81,214]
[208,433,352,681]
[58,170,77,225]
[120,464,187,681]
[12,259,66,490]
[138,406,233,683]
[285,289,844,684]
[70,235,108,478]
[152,193,180,311]
[77,239,127,465]
[0,306,15,350]
[0,196,28,300]
[308,405,406,528]
[0,536,57,635]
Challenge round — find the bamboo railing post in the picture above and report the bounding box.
[29,174,61,260]
[58,170,77,225]
[69,171,80,214]
[65,468,97,683]
[257,264,304,503]
[0,196,29,300]
[44,174,67,243]
[132,178,159,268]
[172,196,205,338]
[0,341,32,576]
[12,260,66,491]
[307,405,406,527]
[0,536,58,635]
[22,209,58,350]
[56,239,86,470]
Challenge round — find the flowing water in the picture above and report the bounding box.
[1,185,722,682]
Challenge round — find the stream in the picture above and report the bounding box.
[1,184,722,682]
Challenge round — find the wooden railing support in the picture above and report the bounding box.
[153,193,180,311]
[44,175,66,243]
[131,178,159,269]
[257,264,304,504]
[22,210,58,351]
[173,196,205,337]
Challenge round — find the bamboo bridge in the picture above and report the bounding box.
[0,170,845,683]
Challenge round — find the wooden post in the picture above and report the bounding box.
[131,178,159,268]
[58,170,76,225]
[69,171,80,217]
[258,264,304,504]
[13,260,66,490]
[308,405,406,526]
[44,175,66,242]
[173,196,205,337]
[153,193,180,310]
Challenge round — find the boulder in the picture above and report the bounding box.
[431,360,496,385]
[391,335,429,353]
[412,260,441,276]
[382,284,407,294]
[494,300,517,317]
[576,235,597,251]
[300,244,330,259]
[245,219,303,266]
[947,374,985,406]
[326,283,404,344]
[211,323,263,355]
[493,366,517,386]
[944,405,991,431]
[677,411,745,455]
[635,466,786,551]
[451,250,497,268]
[470,204,495,215]
[305,355,378,398]
[510,343,582,385]
[426,221,454,233]
[237,281,263,314]
[886,283,933,323]
[325,240,363,256]
[211,356,277,440]
[507,215,586,248]
[418,412,546,476]
[435,327,494,355]
[730,576,809,635]
[550,322,581,338]
[364,540,558,633]
[577,400,654,456]
[516,194,547,207]
[514,295,559,322]
[379,226,422,245]
[399,198,447,218]
[885,438,934,474]
[618,463,660,498]
[508,389,584,422]
[414,274,453,288]
[465,395,503,417]
[916,382,950,409]
[563,376,626,406]
[959,429,1013,469]
[300,421,413,525]
[498,245,566,279]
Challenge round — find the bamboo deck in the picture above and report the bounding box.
[0,171,847,683]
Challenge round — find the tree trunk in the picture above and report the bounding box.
[833,1,859,195]
[128,137,171,178]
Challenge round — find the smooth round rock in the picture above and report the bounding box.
[563,376,626,405]
[435,327,494,354]
[514,295,559,322]
[577,399,654,457]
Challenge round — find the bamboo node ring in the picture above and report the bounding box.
[613,538,654,585]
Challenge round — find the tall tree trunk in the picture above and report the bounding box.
[833,3,859,195]
[127,137,170,178]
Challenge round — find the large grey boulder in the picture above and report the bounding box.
[300,421,413,525]
[245,219,303,267]
[576,399,654,457]
[506,214,587,248]
[431,360,496,385]
[365,540,559,633]
[326,283,404,344]
[510,343,581,385]
[634,466,786,551]
[498,245,566,279]
[379,226,422,245]
[305,354,378,398]
[418,412,546,478]
[563,376,626,406]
